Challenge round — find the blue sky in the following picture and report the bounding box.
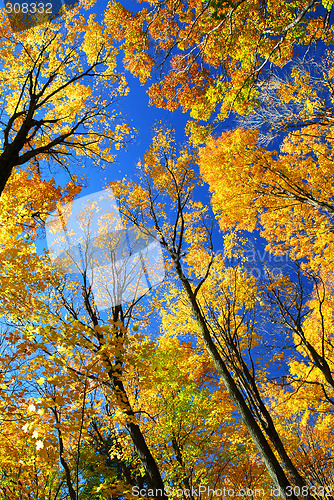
[32,0,285,307]
[32,0,304,328]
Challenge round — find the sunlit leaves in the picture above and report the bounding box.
[104,0,334,141]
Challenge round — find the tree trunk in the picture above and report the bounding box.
[172,257,311,500]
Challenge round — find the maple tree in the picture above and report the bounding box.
[0,174,261,498]
[0,0,130,197]
[108,124,334,499]
[109,130,317,499]
[197,51,334,496]
[2,125,334,499]
[103,0,334,143]
[0,0,334,496]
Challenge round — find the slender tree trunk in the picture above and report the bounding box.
[234,351,310,488]
[106,367,167,499]
[172,257,312,500]
[84,296,167,499]
[52,408,77,500]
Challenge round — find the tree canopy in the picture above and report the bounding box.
[1,0,334,499]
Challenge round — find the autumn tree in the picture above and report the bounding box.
[197,45,334,493]
[107,128,334,499]
[2,118,334,498]
[237,51,334,143]
[0,0,130,198]
[0,167,264,499]
[1,0,334,486]
[103,0,334,143]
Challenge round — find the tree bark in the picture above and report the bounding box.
[171,255,310,500]
[84,296,167,499]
